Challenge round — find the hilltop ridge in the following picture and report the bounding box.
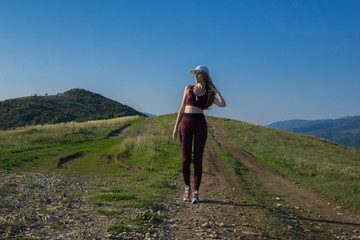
[0,88,145,130]
[267,115,360,147]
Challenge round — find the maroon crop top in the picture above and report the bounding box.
[185,85,208,110]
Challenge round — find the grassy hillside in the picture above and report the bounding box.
[2,114,360,211]
[0,88,145,131]
[209,116,360,211]
[0,114,182,234]
[0,114,180,177]
[1,113,359,235]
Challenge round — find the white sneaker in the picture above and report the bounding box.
[192,190,199,204]
[183,185,191,202]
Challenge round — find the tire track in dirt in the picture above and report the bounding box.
[167,134,279,239]
[208,121,360,239]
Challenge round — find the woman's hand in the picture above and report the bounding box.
[209,84,218,94]
[172,128,178,141]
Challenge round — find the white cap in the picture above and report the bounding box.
[190,65,209,74]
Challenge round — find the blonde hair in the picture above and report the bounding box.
[200,72,216,109]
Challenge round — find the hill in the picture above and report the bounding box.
[267,116,360,147]
[1,114,359,239]
[0,114,360,240]
[0,88,145,130]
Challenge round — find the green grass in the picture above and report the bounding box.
[5,112,357,236]
[89,193,136,202]
[208,116,360,212]
[0,114,182,232]
[97,209,123,218]
[0,182,19,195]
[3,221,28,235]
[0,116,138,149]
[107,224,128,233]
[0,116,140,171]
[130,210,164,225]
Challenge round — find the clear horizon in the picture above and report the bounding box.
[1,0,359,126]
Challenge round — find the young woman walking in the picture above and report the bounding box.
[172,65,226,204]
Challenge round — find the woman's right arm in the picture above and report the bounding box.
[173,85,191,141]
[210,85,226,107]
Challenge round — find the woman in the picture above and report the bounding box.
[172,65,226,204]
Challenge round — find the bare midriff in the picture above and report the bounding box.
[184,105,204,114]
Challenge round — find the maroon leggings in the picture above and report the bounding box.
[180,113,207,191]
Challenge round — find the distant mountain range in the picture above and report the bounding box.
[142,112,157,117]
[0,88,145,130]
[267,116,360,147]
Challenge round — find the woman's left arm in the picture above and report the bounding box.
[210,86,226,107]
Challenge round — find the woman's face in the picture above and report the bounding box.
[194,72,204,84]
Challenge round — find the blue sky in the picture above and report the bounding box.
[1,0,359,125]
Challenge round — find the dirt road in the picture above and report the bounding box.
[167,121,360,240]
[167,141,270,239]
